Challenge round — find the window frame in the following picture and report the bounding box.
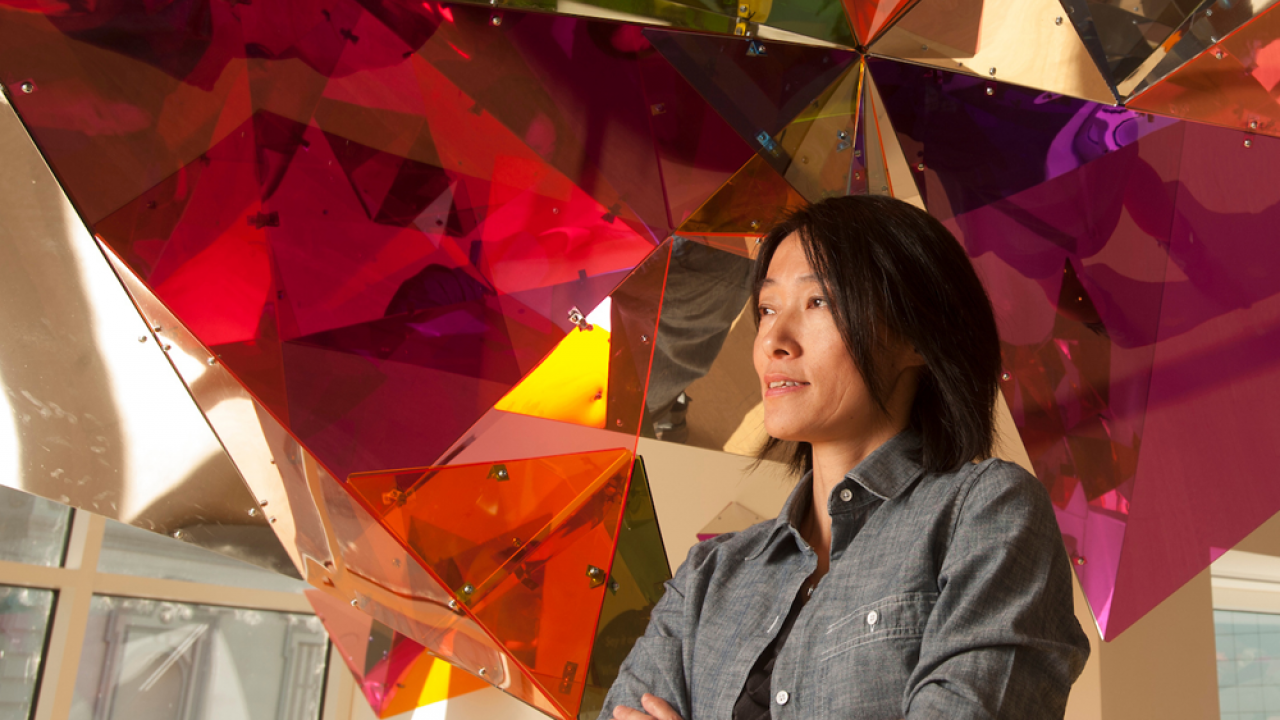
[0,509,360,720]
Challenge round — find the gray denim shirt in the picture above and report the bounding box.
[601,431,1091,720]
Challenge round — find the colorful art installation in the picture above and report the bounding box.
[3,0,1280,715]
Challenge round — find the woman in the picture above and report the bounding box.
[602,196,1090,720]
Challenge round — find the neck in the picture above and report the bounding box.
[801,366,920,567]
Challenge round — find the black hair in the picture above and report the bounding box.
[751,195,1001,475]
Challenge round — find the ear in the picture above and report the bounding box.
[903,345,926,368]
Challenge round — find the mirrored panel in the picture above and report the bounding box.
[97,519,308,595]
[69,596,328,720]
[0,484,72,568]
[0,585,55,720]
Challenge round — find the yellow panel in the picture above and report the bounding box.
[494,324,611,429]
[871,0,1117,104]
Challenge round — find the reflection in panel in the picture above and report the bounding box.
[97,519,309,595]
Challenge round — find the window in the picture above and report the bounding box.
[0,483,342,720]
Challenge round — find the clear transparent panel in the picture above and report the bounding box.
[0,585,56,720]
[97,519,307,595]
[70,596,328,720]
[0,484,72,568]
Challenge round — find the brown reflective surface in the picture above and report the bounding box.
[0,93,294,575]
[870,0,1117,104]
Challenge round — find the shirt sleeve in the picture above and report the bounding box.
[598,539,712,720]
[903,460,1092,720]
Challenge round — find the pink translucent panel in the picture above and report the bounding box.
[1107,124,1280,637]
[634,47,757,230]
[868,60,1191,638]
[0,1,680,485]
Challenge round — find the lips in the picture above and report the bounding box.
[763,373,809,396]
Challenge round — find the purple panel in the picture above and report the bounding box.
[1109,124,1280,637]
[867,58,1176,219]
[870,59,1192,637]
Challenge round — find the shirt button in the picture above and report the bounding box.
[867,610,879,625]
[775,691,790,706]
[839,488,853,502]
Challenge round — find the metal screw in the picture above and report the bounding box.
[206,357,217,366]
[985,87,994,96]
[479,667,488,677]
[916,163,925,171]
[152,325,162,332]
[1250,120,1259,130]
[137,335,148,343]
[1206,7,1213,15]
[248,507,257,517]
[749,220,759,228]
[163,344,172,351]
[351,598,360,606]
[462,583,475,595]
[172,529,183,539]
[837,129,849,141]
[269,516,277,523]
[1055,16,1063,25]
[19,81,33,93]
[1001,372,1011,381]
[1075,556,1087,566]
[988,67,996,76]
[447,599,459,610]
[490,13,501,25]
[1245,138,1253,148]
[1215,50,1225,59]
[640,335,648,343]
[615,419,624,427]
[738,3,747,11]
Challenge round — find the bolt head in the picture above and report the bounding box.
[206,357,217,365]
[916,163,925,171]
[137,335,148,343]
[490,13,501,25]
[1244,139,1253,148]
[172,530,183,539]
[1055,16,1063,25]
[1250,120,1259,130]
[988,67,996,76]
[351,598,360,607]
[985,87,994,96]
[248,508,257,517]
[448,599,459,610]
[19,81,33,93]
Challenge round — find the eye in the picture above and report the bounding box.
[809,297,829,309]
[757,305,775,317]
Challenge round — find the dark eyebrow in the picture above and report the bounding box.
[760,274,821,288]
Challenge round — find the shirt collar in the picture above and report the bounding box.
[748,428,926,558]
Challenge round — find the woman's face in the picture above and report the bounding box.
[752,234,887,445]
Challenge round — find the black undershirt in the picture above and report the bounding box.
[730,584,809,720]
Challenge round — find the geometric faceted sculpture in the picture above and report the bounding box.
[309,589,490,718]
[349,450,635,718]
[7,0,1280,707]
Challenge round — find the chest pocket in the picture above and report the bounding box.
[818,591,938,662]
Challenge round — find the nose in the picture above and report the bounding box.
[759,308,800,358]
